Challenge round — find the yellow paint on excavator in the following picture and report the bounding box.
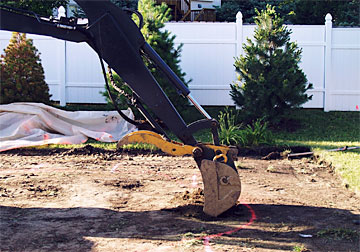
[117,130,196,156]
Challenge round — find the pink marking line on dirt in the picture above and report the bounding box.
[30,163,46,171]
[111,164,120,173]
[1,166,72,174]
[191,174,198,188]
[202,203,257,252]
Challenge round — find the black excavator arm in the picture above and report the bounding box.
[0,0,241,217]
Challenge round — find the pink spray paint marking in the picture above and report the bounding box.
[111,164,120,173]
[191,174,198,188]
[30,163,46,172]
[22,125,30,133]
[104,170,256,252]
[201,203,257,252]
[356,105,359,110]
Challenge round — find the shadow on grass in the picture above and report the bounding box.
[1,204,358,251]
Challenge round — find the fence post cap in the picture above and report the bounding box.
[236,11,243,21]
[58,6,66,18]
[325,13,332,22]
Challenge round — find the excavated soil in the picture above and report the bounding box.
[0,146,359,252]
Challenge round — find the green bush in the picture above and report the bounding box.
[238,119,274,147]
[218,108,273,147]
[218,107,242,146]
[230,5,312,126]
[0,32,51,104]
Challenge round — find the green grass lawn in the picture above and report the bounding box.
[272,109,360,192]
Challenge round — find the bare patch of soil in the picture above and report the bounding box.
[0,147,359,252]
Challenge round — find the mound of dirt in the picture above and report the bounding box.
[1,144,166,157]
[166,188,247,220]
[171,188,204,205]
[164,188,205,218]
[104,179,143,190]
[61,145,106,155]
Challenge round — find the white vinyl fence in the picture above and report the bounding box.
[0,12,359,111]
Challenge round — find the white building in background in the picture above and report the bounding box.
[156,0,221,21]
[190,0,221,10]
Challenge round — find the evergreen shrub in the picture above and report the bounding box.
[230,5,313,125]
[103,0,190,116]
[0,32,51,104]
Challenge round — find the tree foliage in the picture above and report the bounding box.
[111,0,138,9]
[137,0,189,112]
[284,0,360,26]
[230,6,312,125]
[104,0,189,115]
[72,0,139,18]
[216,0,289,23]
[216,0,360,26]
[0,0,68,17]
[0,33,51,104]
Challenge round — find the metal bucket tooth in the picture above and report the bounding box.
[199,159,241,217]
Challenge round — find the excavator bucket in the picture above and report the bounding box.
[199,159,241,217]
[117,131,241,217]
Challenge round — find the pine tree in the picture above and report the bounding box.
[230,5,312,125]
[0,32,51,104]
[138,0,189,112]
[104,0,189,114]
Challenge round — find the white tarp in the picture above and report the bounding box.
[0,103,137,152]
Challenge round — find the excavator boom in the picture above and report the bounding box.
[0,0,241,217]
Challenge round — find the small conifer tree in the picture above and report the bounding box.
[0,32,51,104]
[230,5,312,125]
[138,0,189,112]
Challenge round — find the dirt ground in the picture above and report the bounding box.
[0,146,359,252]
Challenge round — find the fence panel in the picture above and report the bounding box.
[288,25,325,108]
[65,42,106,104]
[329,28,360,111]
[167,22,237,105]
[0,32,106,105]
[167,23,328,107]
[0,12,359,111]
